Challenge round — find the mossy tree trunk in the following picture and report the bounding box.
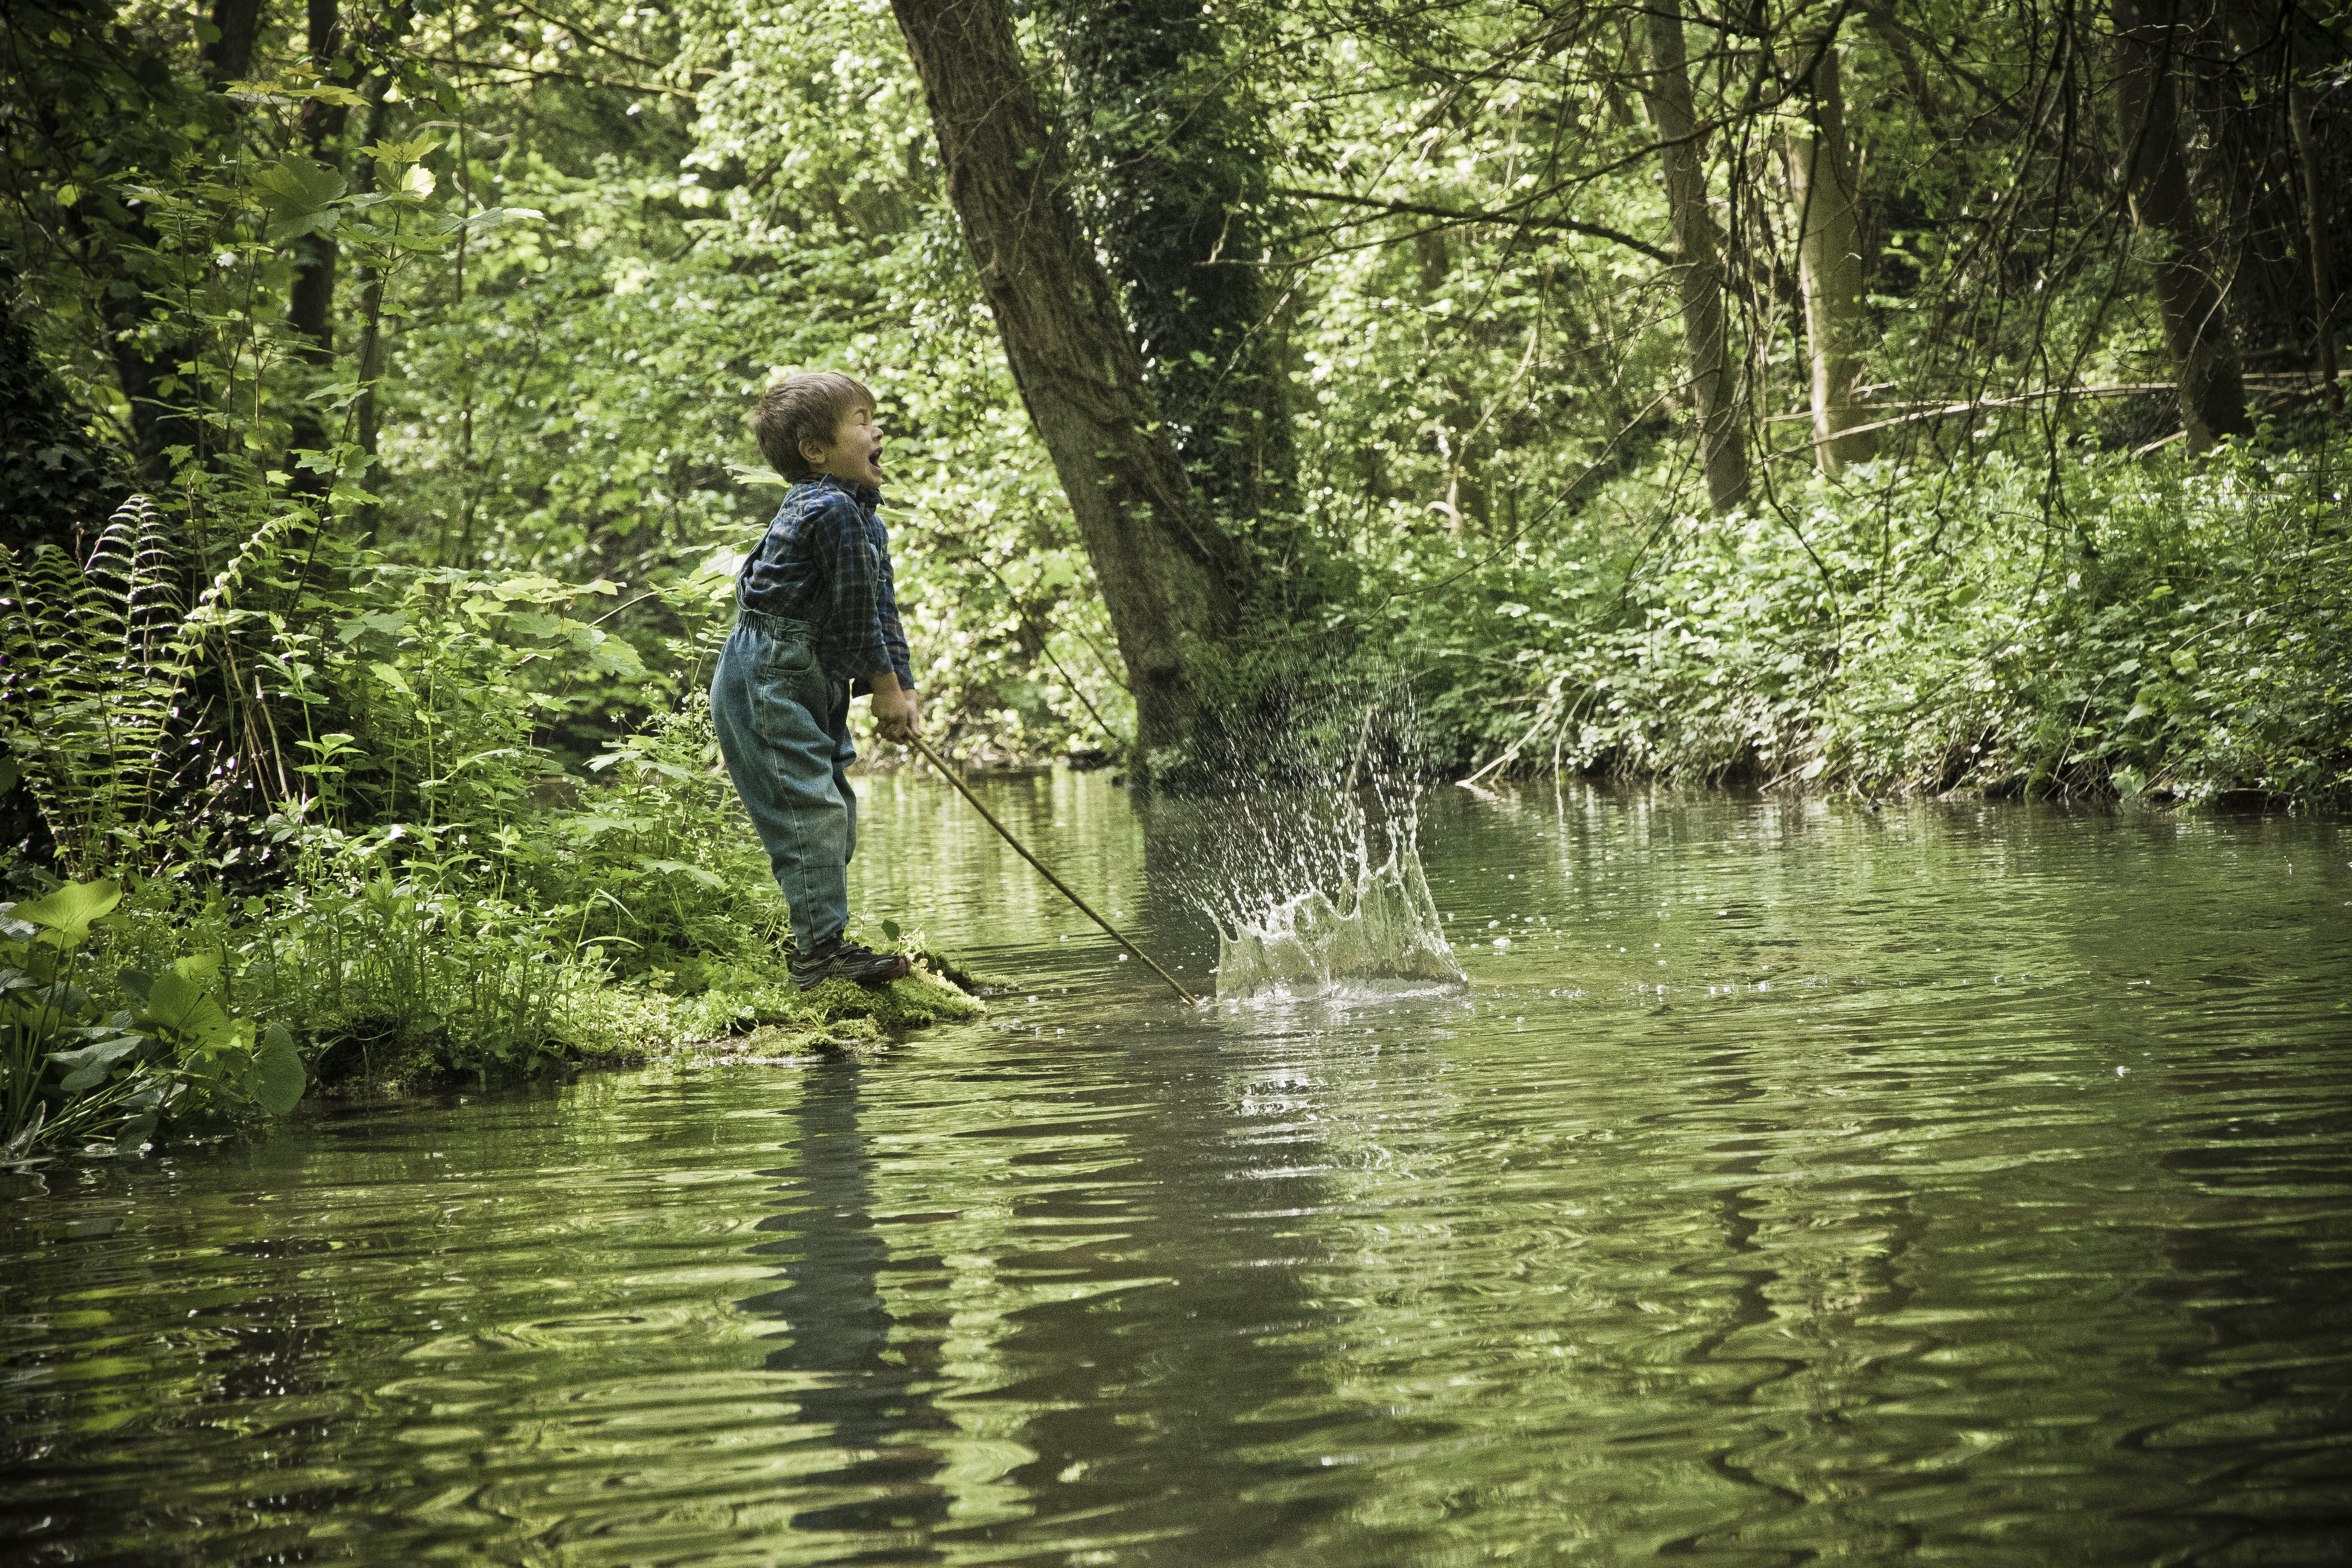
[890,0,1245,773]
[1639,0,1751,511]
[1783,24,1877,476]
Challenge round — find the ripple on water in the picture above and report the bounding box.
[3,784,2348,1566]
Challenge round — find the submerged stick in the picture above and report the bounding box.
[906,735,1202,1007]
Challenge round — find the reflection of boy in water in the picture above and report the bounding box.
[710,371,917,990]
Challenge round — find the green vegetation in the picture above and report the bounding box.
[2,0,2346,1152]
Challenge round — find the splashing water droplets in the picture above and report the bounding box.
[1172,691,1466,1000]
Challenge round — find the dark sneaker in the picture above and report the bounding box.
[790,935,912,990]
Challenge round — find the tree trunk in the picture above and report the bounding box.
[201,0,264,82]
[348,83,397,542]
[1639,0,1750,511]
[1783,28,1876,475]
[2112,0,2252,450]
[286,0,351,496]
[2284,13,2341,404]
[889,0,1243,769]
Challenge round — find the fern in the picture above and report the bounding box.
[0,495,292,873]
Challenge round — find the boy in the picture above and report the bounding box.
[711,371,920,989]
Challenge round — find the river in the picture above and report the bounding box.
[5,776,2348,1565]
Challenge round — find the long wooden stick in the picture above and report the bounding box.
[906,735,1201,1006]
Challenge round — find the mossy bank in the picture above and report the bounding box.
[308,957,990,1097]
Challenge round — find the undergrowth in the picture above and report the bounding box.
[1392,423,2351,804]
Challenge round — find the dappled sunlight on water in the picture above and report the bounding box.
[5,776,2349,1565]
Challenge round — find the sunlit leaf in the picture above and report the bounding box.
[11,880,122,949]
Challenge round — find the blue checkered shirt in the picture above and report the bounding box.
[737,476,915,694]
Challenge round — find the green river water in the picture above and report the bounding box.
[5,777,2349,1566]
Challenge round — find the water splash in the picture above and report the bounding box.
[1159,688,1463,999]
[1213,823,1462,997]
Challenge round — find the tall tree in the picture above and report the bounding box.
[285,0,352,495]
[2111,0,2252,450]
[1783,19,1876,474]
[889,0,1244,769]
[1638,0,1751,510]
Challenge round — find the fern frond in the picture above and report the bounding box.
[123,496,184,678]
[176,507,302,645]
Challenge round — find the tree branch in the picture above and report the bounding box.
[1272,185,1674,265]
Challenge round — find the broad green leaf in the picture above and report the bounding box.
[463,206,545,231]
[172,950,223,986]
[12,879,122,948]
[50,1035,142,1094]
[494,574,567,601]
[363,134,443,165]
[264,207,341,246]
[146,970,237,1052]
[640,859,726,891]
[115,1112,157,1158]
[253,1025,306,1116]
[251,157,348,213]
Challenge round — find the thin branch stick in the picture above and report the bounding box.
[906,735,1200,1006]
[1273,185,1675,265]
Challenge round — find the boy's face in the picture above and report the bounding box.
[799,403,886,489]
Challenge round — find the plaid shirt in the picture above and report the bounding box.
[737,476,915,694]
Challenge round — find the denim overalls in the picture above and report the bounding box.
[708,600,858,954]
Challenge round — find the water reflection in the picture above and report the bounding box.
[740,1059,954,1558]
[2,782,2347,1566]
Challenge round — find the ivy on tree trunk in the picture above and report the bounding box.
[890,0,1245,774]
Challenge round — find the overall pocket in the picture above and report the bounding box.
[757,632,818,676]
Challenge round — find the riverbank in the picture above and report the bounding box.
[302,956,992,1098]
[1389,436,2352,808]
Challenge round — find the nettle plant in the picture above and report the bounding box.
[2,880,304,1160]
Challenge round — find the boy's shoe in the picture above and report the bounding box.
[791,935,912,990]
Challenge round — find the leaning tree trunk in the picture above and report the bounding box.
[889,0,1243,769]
[1640,0,1750,511]
[2112,0,2252,450]
[1783,28,1876,475]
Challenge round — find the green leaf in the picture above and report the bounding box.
[115,1111,157,1157]
[251,157,348,214]
[12,879,122,948]
[253,1024,306,1116]
[50,1035,142,1094]
[172,950,223,986]
[363,135,443,165]
[146,970,237,1052]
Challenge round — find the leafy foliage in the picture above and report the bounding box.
[0,0,2346,1154]
[2,877,303,1164]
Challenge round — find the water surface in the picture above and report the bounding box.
[6,779,2350,1565]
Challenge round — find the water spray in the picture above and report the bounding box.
[906,734,1201,1007]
